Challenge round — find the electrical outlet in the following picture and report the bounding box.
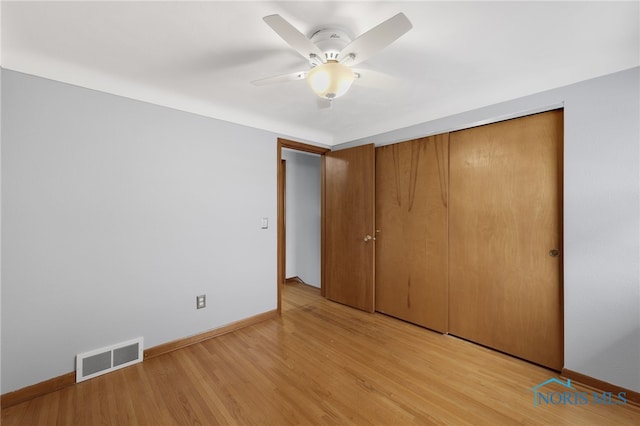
[196,294,206,309]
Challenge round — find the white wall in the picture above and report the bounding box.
[338,67,640,393]
[282,149,321,287]
[1,70,278,393]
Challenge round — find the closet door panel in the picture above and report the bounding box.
[375,134,449,332]
[449,110,563,370]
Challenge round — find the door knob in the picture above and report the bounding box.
[364,235,375,242]
[549,249,560,257]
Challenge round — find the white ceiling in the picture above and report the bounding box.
[2,1,639,146]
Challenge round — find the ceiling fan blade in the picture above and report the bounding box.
[352,68,401,89]
[251,71,307,86]
[338,13,412,66]
[263,14,324,61]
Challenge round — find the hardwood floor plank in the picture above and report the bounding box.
[3,282,639,425]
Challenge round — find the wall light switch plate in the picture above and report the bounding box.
[196,294,206,309]
[261,217,268,229]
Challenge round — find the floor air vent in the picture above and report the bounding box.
[76,337,143,382]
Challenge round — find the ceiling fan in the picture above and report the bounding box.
[252,13,412,106]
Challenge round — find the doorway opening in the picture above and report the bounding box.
[277,139,329,313]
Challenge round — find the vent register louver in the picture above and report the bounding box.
[76,337,143,382]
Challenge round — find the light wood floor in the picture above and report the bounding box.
[3,282,639,425]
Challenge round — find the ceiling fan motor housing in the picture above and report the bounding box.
[308,28,352,66]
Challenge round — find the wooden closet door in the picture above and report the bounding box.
[375,134,449,332]
[449,110,563,370]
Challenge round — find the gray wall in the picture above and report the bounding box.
[282,149,321,287]
[337,67,640,393]
[1,70,278,393]
[0,60,3,395]
[2,66,639,395]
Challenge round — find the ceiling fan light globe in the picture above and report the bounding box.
[306,61,355,100]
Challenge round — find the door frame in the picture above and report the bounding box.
[277,138,330,313]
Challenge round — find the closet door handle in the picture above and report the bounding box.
[549,249,560,257]
[364,235,375,242]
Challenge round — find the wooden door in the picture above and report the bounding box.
[375,135,449,332]
[324,144,375,312]
[449,110,563,370]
